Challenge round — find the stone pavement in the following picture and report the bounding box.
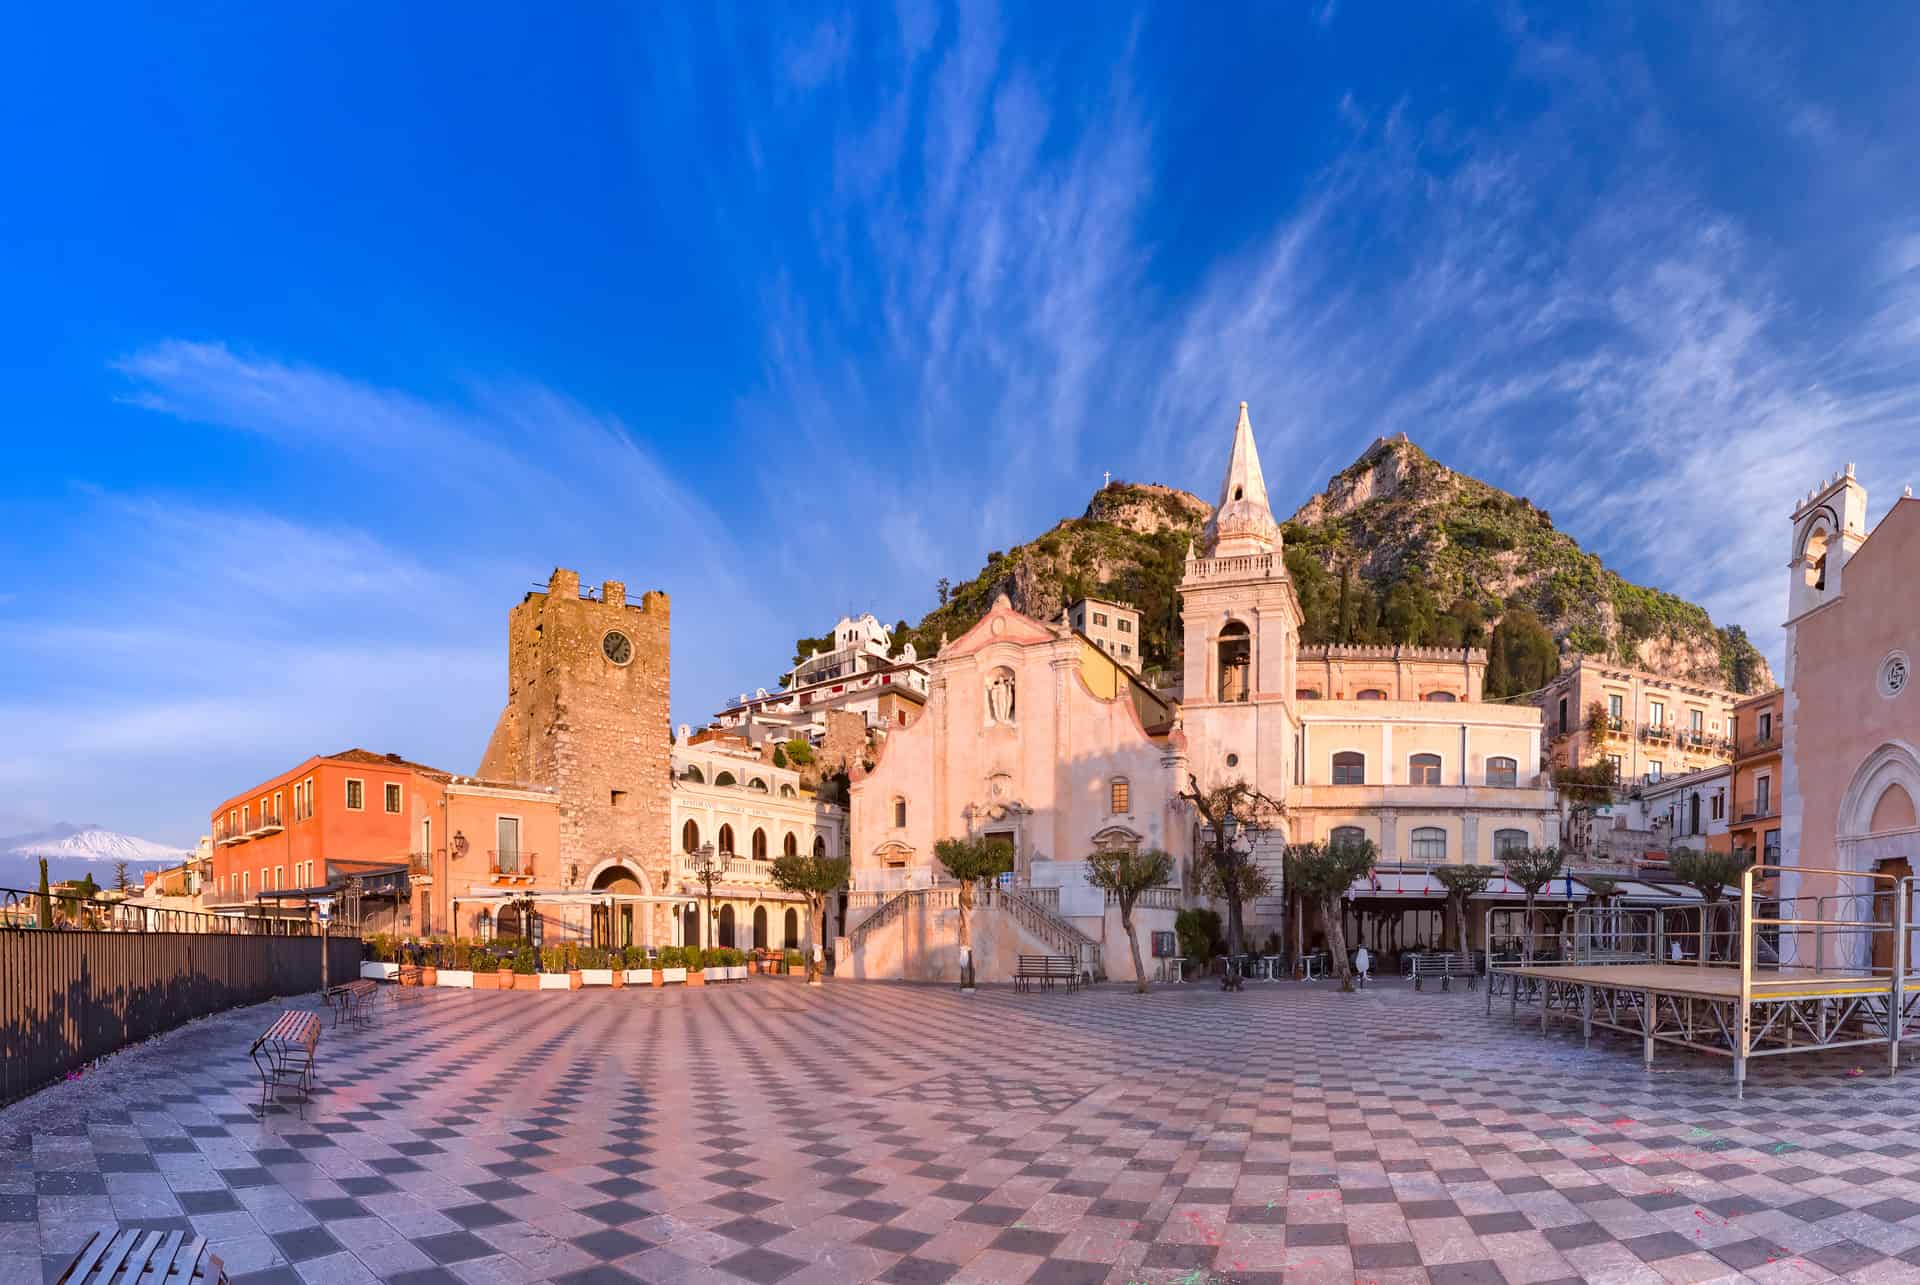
[8,977,1920,1284]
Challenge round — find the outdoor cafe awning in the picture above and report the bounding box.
[1340,868,1735,904]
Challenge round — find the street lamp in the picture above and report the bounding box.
[1218,804,1244,992]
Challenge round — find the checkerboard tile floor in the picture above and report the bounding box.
[8,979,1920,1283]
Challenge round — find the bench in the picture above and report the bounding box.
[394,963,423,990]
[323,979,378,1029]
[1014,954,1081,993]
[1410,953,1478,992]
[58,1227,227,1283]
[248,1011,320,1111]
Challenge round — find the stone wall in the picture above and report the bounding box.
[478,568,673,940]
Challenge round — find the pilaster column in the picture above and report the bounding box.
[1462,814,1480,864]
[1378,808,1398,862]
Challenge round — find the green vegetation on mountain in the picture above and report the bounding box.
[800,437,1773,696]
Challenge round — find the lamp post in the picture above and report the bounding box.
[1219,807,1244,992]
[691,843,722,950]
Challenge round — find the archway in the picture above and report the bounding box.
[783,907,799,949]
[682,904,701,948]
[591,864,645,949]
[718,904,736,948]
[753,906,768,949]
[1825,740,1920,971]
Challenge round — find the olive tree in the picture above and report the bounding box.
[1178,775,1284,964]
[1501,846,1564,963]
[933,836,1015,979]
[1433,865,1495,958]
[1086,847,1175,994]
[770,852,851,983]
[1284,837,1379,991]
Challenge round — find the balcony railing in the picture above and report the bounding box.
[1639,723,1673,743]
[852,865,946,894]
[249,812,283,835]
[672,852,782,886]
[489,850,536,880]
[1737,799,1778,823]
[1736,734,1780,757]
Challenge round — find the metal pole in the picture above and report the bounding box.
[1736,864,1754,1099]
[1892,877,1906,1079]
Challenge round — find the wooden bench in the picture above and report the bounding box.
[1014,954,1081,993]
[58,1227,227,1283]
[248,1011,320,1111]
[394,963,423,990]
[323,979,377,1029]
[1411,953,1478,992]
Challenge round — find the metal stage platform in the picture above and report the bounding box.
[1484,863,1919,1096]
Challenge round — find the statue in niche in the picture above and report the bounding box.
[986,669,1016,725]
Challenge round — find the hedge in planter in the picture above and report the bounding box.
[470,953,502,989]
[510,945,540,991]
[684,946,706,987]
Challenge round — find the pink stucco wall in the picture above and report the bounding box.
[850,599,1189,893]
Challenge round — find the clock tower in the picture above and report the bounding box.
[479,567,672,935]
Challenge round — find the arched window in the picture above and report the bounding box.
[1423,690,1457,702]
[497,903,520,941]
[1805,525,1830,591]
[1486,756,1518,788]
[1408,753,1442,786]
[1410,826,1447,860]
[752,828,767,860]
[1331,752,1365,785]
[1217,621,1251,703]
[783,907,800,949]
[753,906,768,950]
[892,797,907,828]
[1330,825,1367,850]
[783,832,798,858]
[717,824,735,854]
[813,835,827,858]
[718,904,736,948]
[747,778,768,793]
[779,784,796,798]
[681,820,700,852]
[1494,828,1529,856]
[1356,688,1387,700]
[679,764,704,783]
[1109,778,1130,814]
[476,909,493,942]
[714,771,737,787]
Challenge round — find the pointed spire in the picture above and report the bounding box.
[1200,400,1281,558]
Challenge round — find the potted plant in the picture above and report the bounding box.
[723,947,746,981]
[538,944,578,990]
[659,945,687,985]
[783,948,803,976]
[511,944,540,991]
[622,945,653,987]
[437,941,474,988]
[470,952,501,989]
[418,940,440,988]
[685,945,706,987]
[578,946,615,987]
[361,933,401,982]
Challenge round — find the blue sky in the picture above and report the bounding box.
[3,3,1918,846]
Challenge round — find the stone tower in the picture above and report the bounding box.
[479,568,671,929]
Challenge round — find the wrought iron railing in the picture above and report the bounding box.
[489,850,535,878]
[0,885,349,935]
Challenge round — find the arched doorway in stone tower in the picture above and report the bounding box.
[590,863,646,949]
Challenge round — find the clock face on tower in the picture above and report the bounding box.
[602,630,633,666]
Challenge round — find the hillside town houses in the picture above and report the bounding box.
[170,403,1918,985]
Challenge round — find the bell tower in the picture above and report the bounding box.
[1787,464,1869,623]
[1178,402,1301,796]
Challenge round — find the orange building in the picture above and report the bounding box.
[207,749,559,936]
[1727,688,1784,865]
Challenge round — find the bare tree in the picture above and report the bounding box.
[1178,775,1285,965]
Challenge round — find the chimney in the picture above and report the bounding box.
[602,580,626,609]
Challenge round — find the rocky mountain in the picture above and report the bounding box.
[890,437,1772,695]
[2,823,190,886]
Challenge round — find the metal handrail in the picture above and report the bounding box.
[0,885,349,936]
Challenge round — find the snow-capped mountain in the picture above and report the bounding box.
[2,823,191,885]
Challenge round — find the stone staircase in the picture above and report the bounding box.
[843,884,1103,982]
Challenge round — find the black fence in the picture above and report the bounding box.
[1,916,361,1105]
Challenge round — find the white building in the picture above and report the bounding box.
[668,737,847,952]
[1067,597,1144,673]
[1634,763,1732,853]
[714,613,930,746]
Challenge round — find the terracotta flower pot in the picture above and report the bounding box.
[513,973,539,991]
[473,972,498,990]
[651,970,664,987]
[686,971,705,988]
[567,971,583,990]
[420,967,438,987]
[610,971,625,989]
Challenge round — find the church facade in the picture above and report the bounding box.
[846,404,1561,979]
